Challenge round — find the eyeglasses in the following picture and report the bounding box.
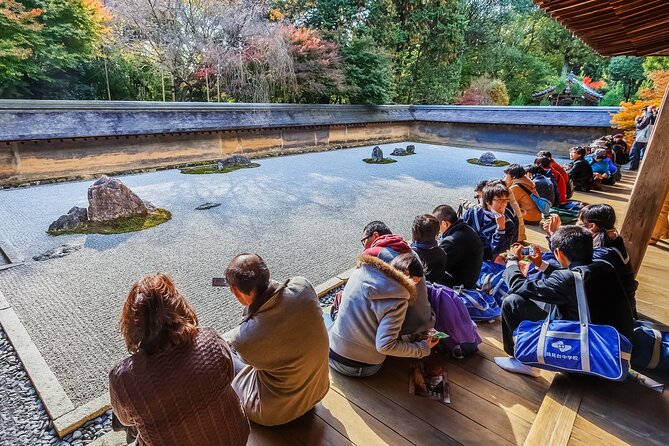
[493,198,510,203]
[360,235,372,247]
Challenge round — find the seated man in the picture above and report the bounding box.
[410,214,447,284]
[475,179,525,242]
[224,254,329,426]
[503,164,542,223]
[329,253,439,377]
[463,182,518,262]
[565,146,593,192]
[432,204,483,289]
[497,226,634,376]
[587,148,618,187]
[361,220,435,335]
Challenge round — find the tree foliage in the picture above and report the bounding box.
[343,35,394,104]
[607,56,645,102]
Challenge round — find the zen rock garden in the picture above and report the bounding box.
[181,154,261,174]
[47,176,171,236]
[467,151,510,167]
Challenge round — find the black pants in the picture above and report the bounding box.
[629,141,647,170]
[501,294,548,356]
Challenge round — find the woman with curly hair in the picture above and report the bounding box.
[109,273,249,446]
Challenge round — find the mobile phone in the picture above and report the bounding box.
[520,246,535,257]
[429,331,449,339]
[212,277,228,287]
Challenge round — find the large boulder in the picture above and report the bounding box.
[217,154,252,170]
[478,152,497,165]
[406,145,416,154]
[391,148,408,156]
[87,176,148,222]
[371,146,384,162]
[48,207,88,233]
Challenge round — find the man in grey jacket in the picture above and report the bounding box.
[223,254,330,426]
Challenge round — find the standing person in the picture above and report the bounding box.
[629,107,653,171]
[360,221,435,336]
[432,204,483,289]
[410,214,447,284]
[503,164,542,223]
[497,226,634,375]
[223,254,330,426]
[329,253,439,377]
[109,274,250,446]
[463,182,518,262]
[537,150,569,204]
[565,146,593,192]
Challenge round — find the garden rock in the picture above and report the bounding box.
[391,148,408,156]
[48,207,88,233]
[406,145,416,154]
[33,243,81,261]
[371,146,384,162]
[87,176,148,222]
[217,155,252,170]
[478,152,497,165]
[195,202,221,210]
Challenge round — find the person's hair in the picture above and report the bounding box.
[550,225,593,264]
[390,252,424,278]
[362,220,392,238]
[504,164,526,179]
[432,204,458,224]
[412,214,440,243]
[120,274,199,355]
[526,164,543,176]
[579,204,617,248]
[570,146,586,157]
[474,179,490,193]
[225,253,271,296]
[481,183,509,209]
[534,156,551,169]
[537,150,553,160]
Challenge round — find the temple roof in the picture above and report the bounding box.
[532,72,603,99]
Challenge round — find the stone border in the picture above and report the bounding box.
[0,238,25,271]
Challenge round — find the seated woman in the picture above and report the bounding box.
[565,146,593,192]
[328,253,438,377]
[109,274,249,446]
[543,204,638,317]
[587,148,618,188]
[504,164,543,223]
[464,182,518,262]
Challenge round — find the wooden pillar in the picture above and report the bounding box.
[621,84,669,275]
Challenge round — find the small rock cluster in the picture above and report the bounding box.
[390,145,416,156]
[49,176,157,233]
[195,202,221,210]
[217,155,252,171]
[0,327,113,445]
[33,243,82,262]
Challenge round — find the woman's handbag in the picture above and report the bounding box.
[632,320,669,371]
[513,270,632,381]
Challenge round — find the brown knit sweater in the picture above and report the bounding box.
[109,328,250,446]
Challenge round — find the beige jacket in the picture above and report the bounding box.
[227,277,330,426]
[509,176,543,223]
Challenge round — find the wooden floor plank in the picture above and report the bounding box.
[247,411,353,446]
[570,416,640,446]
[363,357,515,446]
[328,371,458,446]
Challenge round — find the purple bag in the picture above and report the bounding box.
[427,284,482,358]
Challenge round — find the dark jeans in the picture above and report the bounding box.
[501,294,549,356]
[629,141,647,170]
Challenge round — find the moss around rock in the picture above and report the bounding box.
[48,209,171,235]
[363,158,397,164]
[180,163,260,174]
[466,158,510,167]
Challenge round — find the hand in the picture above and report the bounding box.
[529,245,543,268]
[427,335,440,349]
[509,243,523,259]
[543,214,561,236]
[493,212,506,230]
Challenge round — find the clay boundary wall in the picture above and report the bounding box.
[0,101,619,187]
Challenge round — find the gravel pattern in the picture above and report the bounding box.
[0,142,547,406]
[0,326,112,445]
[319,285,345,307]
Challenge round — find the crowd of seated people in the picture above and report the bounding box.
[108,145,639,443]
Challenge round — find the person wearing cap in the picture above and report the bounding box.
[586,148,618,188]
[221,253,330,426]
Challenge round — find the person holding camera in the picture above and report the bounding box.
[222,253,330,426]
[496,226,633,376]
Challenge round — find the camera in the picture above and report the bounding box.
[520,246,535,257]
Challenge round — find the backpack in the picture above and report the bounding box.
[454,286,501,322]
[426,284,482,357]
[476,260,509,306]
[515,182,551,216]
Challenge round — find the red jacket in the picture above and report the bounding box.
[363,234,411,262]
[550,160,569,204]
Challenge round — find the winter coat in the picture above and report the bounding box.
[227,277,329,426]
[531,173,556,207]
[329,255,432,365]
[411,241,447,285]
[463,206,518,260]
[587,155,617,176]
[549,160,569,204]
[567,158,593,191]
[508,176,543,223]
[437,218,484,289]
[593,235,638,318]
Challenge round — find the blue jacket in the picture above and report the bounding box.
[463,206,518,260]
[586,155,617,176]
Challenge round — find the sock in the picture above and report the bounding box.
[494,357,541,378]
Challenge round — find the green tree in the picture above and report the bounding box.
[343,35,394,104]
[607,56,645,101]
[643,56,669,73]
[0,0,43,94]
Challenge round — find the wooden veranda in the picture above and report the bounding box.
[240,176,669,446]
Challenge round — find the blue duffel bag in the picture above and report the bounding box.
[513,269,632,381]
[632,320,669,371]
[453,287,501,322]
[476,261,508,306]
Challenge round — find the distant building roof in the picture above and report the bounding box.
[532,72,603,100]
